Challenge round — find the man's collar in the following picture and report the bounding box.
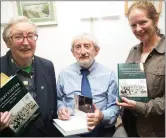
[8,51,20,74]
[76,60,97,75]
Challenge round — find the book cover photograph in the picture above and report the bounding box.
[0,73,39,134]
[118,63,149,102]
[74,94,94,113]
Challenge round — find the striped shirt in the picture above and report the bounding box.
[57,61,119,126]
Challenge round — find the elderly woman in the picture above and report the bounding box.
[116,0,165,137]
[0,16,62,136]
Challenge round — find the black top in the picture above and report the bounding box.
[0,50,63,137]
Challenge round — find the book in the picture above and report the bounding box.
[0,73,40,135]
[53,109,89,136]
[52,95,93,136]
[74,94,94,113]
[0,73,10,87]
[117,63,149,102]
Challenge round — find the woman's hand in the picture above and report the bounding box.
[116,97,136,109]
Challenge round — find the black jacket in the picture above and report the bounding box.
[0,51,62,137]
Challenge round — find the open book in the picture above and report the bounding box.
[53,109,89,136]
[0,73,39,135]
[53,94,93,136]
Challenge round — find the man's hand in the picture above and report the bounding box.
[116,97,136,109]
[58,107,72,120]
[0,111,11,131]
[87,104,103,131]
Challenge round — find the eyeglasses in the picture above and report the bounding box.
[10,34,38,43]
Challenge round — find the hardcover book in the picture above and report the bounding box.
[118,63,149,102]
[0,73,39,135]
[52,94,93,136]
[53,109,89,136]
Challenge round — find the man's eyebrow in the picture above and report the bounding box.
[27,32,36,34]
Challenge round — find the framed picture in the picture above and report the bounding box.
[124,0,163,16]
[17,1,57,25]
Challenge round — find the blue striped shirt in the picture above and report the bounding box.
[57,61,120,126]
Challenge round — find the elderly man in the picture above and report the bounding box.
[0,16,62,137]
[57,33,119,137]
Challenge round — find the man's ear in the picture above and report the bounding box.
[71,48,75,57]
[95,47,100,56]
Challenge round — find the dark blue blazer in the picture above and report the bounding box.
[0,51,62,137]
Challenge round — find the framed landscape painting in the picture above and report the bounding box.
[17,1,57,25]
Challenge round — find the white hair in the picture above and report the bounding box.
[71,32,100,49]
[2,16,37,45]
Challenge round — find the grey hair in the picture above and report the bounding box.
[2,16,38,45]
[71,33,100,49]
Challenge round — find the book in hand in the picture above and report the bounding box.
[74,94,94,113]
[118,63,149,102]
[0,73,40,135]
[53,109,89,136]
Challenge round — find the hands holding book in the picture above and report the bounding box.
[87,104,104,131]
[0,111,11,131]
[57,104,104,131]
[116,97,136,109]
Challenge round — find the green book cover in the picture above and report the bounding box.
[117,63,149,102]
[0,74,39,135]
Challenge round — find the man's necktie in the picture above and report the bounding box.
[80,69,92,98]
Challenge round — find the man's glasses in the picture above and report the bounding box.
[10,34,38,43]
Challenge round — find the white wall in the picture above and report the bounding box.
[1,1,165,78]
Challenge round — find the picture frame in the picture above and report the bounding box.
[17,1,57,26]
[124,0,163,16]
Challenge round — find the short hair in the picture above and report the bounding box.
[71,33,100,50]
[2,16,38,45]
[127,0,160,34]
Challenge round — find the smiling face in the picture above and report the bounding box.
[71,38,100,68]
[128,8,158,43]
[8,21,37,63]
